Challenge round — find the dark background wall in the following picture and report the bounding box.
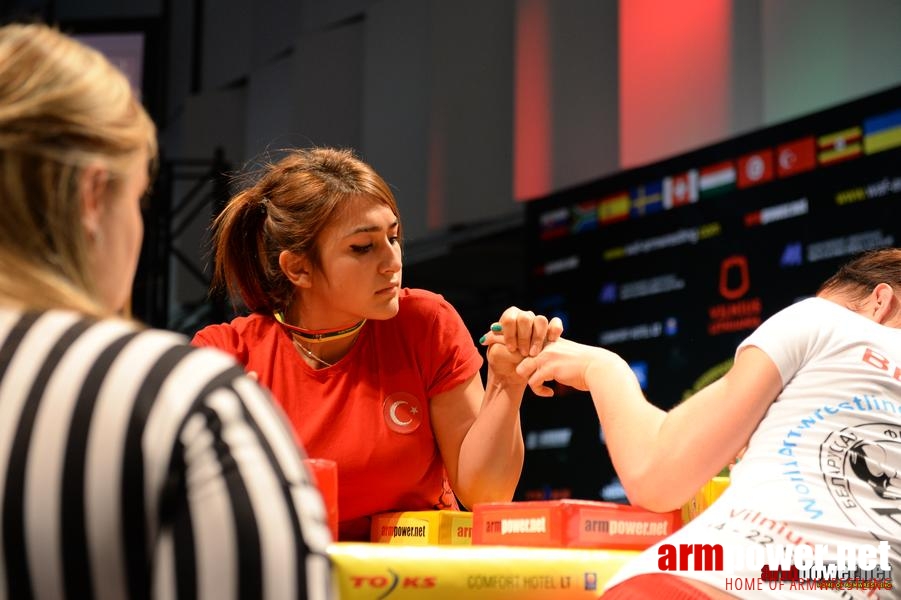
[3,0,901,500]
[4,0,900,337]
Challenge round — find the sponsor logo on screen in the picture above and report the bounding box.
[806,230,895,263]
[835,176,901,205]
[603,222,721,261]
[598,320,671,345]
[780,242,804,268]
[534,255,580,276]
[744,198,808,228]
[598,274,686,304]
[708,255,761,335]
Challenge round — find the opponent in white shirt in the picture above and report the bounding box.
[497,249,901,600]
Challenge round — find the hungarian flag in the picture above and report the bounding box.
[699,161,736,198]
[776,137,816,178]
[663,170,698,209]
[817,126,862,165]
[737,149,774,189]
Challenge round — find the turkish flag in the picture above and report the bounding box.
[776,136,816,178]
[737,149,774,189]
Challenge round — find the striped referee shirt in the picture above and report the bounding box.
[0,309,334,600]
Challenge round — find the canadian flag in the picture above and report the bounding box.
[737,149,774,189]
[663,170,699,209]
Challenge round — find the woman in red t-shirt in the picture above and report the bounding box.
[192,147,560,540]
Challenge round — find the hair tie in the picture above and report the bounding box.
[259,196,270,215]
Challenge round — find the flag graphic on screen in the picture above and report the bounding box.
[699,161,736,198]
[737,149,774,189]
[538,207,569,240]
[817,126,862,165]
[630,181,663,218]
[598,192,630,225]
[863,108,901,155]
[776,137,816,178]
[663,170,698,209]
[571,200,599,234]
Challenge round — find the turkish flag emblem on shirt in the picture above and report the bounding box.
[776,136,816,178]
[737,149,774,189]
[382,392,424,433]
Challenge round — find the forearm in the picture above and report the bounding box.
[585,356,749,511]
[454,372,526,508]
[582,356,670,507]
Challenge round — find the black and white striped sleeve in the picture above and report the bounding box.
[0,310,334,600]
[146,345,334,600]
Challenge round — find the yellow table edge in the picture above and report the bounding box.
[328,542,640,598]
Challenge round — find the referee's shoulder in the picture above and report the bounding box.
[132,322,252,375]
[78,314,252,386]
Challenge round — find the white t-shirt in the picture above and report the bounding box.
[605,297,901,599]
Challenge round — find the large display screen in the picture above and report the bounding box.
[518,85,901,503]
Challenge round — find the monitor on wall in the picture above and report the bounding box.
[519,84,901,503]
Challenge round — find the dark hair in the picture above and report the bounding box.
[210,147,401,313]
[817,248,901,304]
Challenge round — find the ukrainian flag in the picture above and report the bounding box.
[863,108,901,155]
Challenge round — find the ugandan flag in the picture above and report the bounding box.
[817,126,862,165]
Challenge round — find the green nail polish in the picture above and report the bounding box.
[478,335,486,344]
[490,323,503,332]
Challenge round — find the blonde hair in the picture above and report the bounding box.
[0,23,158,317]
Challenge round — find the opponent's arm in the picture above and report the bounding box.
[516,339,782,510]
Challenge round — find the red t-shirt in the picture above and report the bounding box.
[192,288,483,540]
